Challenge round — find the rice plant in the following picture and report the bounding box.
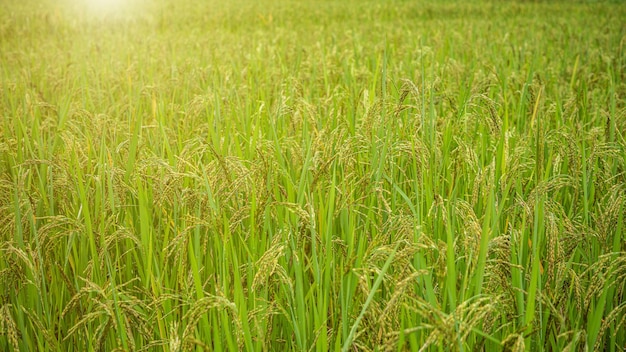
[1,0,625,350]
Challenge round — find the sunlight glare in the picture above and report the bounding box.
[85,0,127,15]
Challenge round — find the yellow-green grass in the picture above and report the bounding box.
[1,0,625,350]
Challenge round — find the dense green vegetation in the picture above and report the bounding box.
[1,0,625,350]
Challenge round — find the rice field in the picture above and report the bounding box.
[1,0,625,350]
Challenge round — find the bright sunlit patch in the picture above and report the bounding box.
[84,0,127,15]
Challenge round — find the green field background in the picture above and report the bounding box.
[1,0,625,350]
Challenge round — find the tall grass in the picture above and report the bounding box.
[1,0,625,350]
